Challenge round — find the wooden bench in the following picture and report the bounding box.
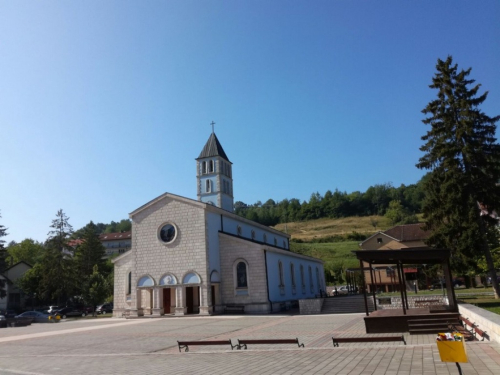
[332,335,406,347]
[459,317,490,341]
[473,325,489,341]
[237,338,304,350]
[448,323,475,341]
[177,340,237,352]
[224,305,245,314]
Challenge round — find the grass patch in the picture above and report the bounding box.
[275,216,399,242]
[290,241,360,269]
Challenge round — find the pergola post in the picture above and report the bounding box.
[443,259,458,312]
[359,259,369,316]
[369,264,377,311]
[397,262,406,315]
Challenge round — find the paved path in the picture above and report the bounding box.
[0,313,499,374]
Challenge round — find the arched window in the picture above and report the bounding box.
[202,161,207,174]
[236,262,247,288]
[291,264,296,287]
[137,275,154,287]
[206,180,211,193]
[278,261,284,287]
[209,160,214,173]
[309,266,314,293]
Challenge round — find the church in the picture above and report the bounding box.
[112,131,325,316]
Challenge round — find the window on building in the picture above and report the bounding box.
[236,262,248,288]
[300,265,305,293]
[209,160,214,173]
[274,238,277,246]
[291,264,296,287]
[206,180,211,193]
[202,161,207,174]
[377,238,383,244]
[309,266,314,292]
[278,261,284,287]
[263,234,267,243]
[237,225,242,236]
[127,272,132,295]
[251,230,256,240]
[316,267,321,292]
[283,240,286,249]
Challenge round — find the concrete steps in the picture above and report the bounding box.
[321,295,375,314]
[408,314,460,335]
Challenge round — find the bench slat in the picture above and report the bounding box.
[332,335,406,347]
[237,338,304,349]
[177,340,236,352]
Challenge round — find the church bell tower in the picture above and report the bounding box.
[196,126,234,212]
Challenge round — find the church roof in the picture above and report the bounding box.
[197,133,230,162]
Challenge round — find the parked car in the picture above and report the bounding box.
[55,307,87,319]
[95,303,113,314]
[337,286,349,295]
[15,311,60,323]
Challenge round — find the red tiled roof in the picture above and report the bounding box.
[383,224,430,242]
[68,239,84,247]
[99,231,132,241]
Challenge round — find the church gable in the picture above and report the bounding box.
[131,195,208,290]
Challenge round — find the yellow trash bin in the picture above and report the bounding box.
[436,333,468,363]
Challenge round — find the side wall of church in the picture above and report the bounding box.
[113,254,133,317]
[130,197,209,307]
[266,251,325,302]
[206,211,222,280]
[219,234,270,313]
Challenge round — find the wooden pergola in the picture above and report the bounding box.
[352,248,458,316]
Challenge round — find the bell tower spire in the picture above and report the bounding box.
[196,126,234,212]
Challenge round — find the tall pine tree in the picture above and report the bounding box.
[74,221,107,286]
[42,209,75,304]
[417,56,500,298]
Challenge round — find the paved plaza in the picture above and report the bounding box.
[0,313,499,374]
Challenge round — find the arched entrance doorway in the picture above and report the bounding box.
[159,274,177,314]
[183,272,201,314]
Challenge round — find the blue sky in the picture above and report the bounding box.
[1,1,499,243]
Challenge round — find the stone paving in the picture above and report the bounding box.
[0,313,499,374]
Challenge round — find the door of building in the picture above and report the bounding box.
[163,288,171,314]
[186,287,194,314]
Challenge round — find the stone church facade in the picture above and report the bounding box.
[112,132,325,316]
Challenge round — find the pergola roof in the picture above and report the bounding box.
[352,248,450,265]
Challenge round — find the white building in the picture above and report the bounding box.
[112,132,325,316]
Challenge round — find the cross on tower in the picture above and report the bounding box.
[210,121,215,133]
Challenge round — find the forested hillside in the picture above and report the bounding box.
[234,176,427,227]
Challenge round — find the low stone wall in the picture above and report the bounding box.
[458,303,500,344]
[299,298,324,314]
[377,295,448,309]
